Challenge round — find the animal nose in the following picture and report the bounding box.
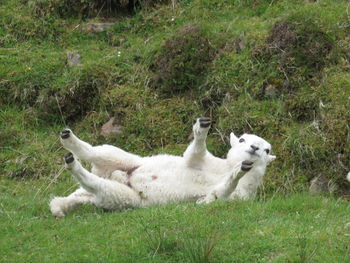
[250,145,259,152]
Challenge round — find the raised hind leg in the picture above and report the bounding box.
[64,153,142,210]
[183,117,211,168]
[60,129,142,176]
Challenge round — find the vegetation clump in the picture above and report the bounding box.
[37,66,108,121]
[29,0,128,17]
[29,0,167,17]
[152,24,215,95]
[255,18,335,96]
[267,19,333,70]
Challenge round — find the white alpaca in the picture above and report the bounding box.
[50,118,276,217]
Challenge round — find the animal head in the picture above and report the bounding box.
[227,132,276,168]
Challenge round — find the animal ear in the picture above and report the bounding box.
[267,155,276,164]
[230,132,239,147]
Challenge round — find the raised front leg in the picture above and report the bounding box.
[196,160,254,204]
[183,117,211,168]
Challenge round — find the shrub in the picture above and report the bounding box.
[151,24,215,95]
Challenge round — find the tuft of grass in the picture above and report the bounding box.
[181,233,218,263]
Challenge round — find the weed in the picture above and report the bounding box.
[137,217,180,256]
[296,234,316,263]
[181,233,218,263]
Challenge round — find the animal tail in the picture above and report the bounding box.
[346,172,350,182]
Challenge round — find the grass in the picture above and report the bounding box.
[1,176,350,263]
[1,0,350,261]
[2,0,349,185]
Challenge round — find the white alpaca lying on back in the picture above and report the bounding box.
[50,118,276,217]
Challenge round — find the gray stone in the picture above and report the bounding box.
[309,176,334,194]
[101,117,122,137]
[82,22,114,33]
[67,51,81,67]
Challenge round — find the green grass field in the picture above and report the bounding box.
[1,175,350,263]
[1,0,350,261]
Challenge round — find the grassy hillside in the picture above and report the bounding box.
[1,0,350,261]
[1,0,349,192]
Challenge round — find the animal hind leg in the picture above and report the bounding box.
[183,117,211,168]
[50,188,95,218]
[64,153,141,210]
[60,129,142,172]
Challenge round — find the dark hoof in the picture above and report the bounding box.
[61,129,70,139]
[199,117,211,128]
[241,160,254,172]
[64,152,74,164]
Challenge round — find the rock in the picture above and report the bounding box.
[101,117,122,137]
[67,51,81,67]
[82,22,114,33]
[264,84,278,98]
[309,176,333,194]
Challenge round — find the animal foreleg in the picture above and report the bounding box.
[197,161,254,204]
[183,117,211,167]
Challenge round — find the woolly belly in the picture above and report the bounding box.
[129,170,212,205]
[136,181,208,206]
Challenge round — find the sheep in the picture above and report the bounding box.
[50,117,276,217]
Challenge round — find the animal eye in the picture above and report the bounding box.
[239,138,245,143]
[265,149,270,154]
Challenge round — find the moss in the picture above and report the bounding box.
[151,24,215,95]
